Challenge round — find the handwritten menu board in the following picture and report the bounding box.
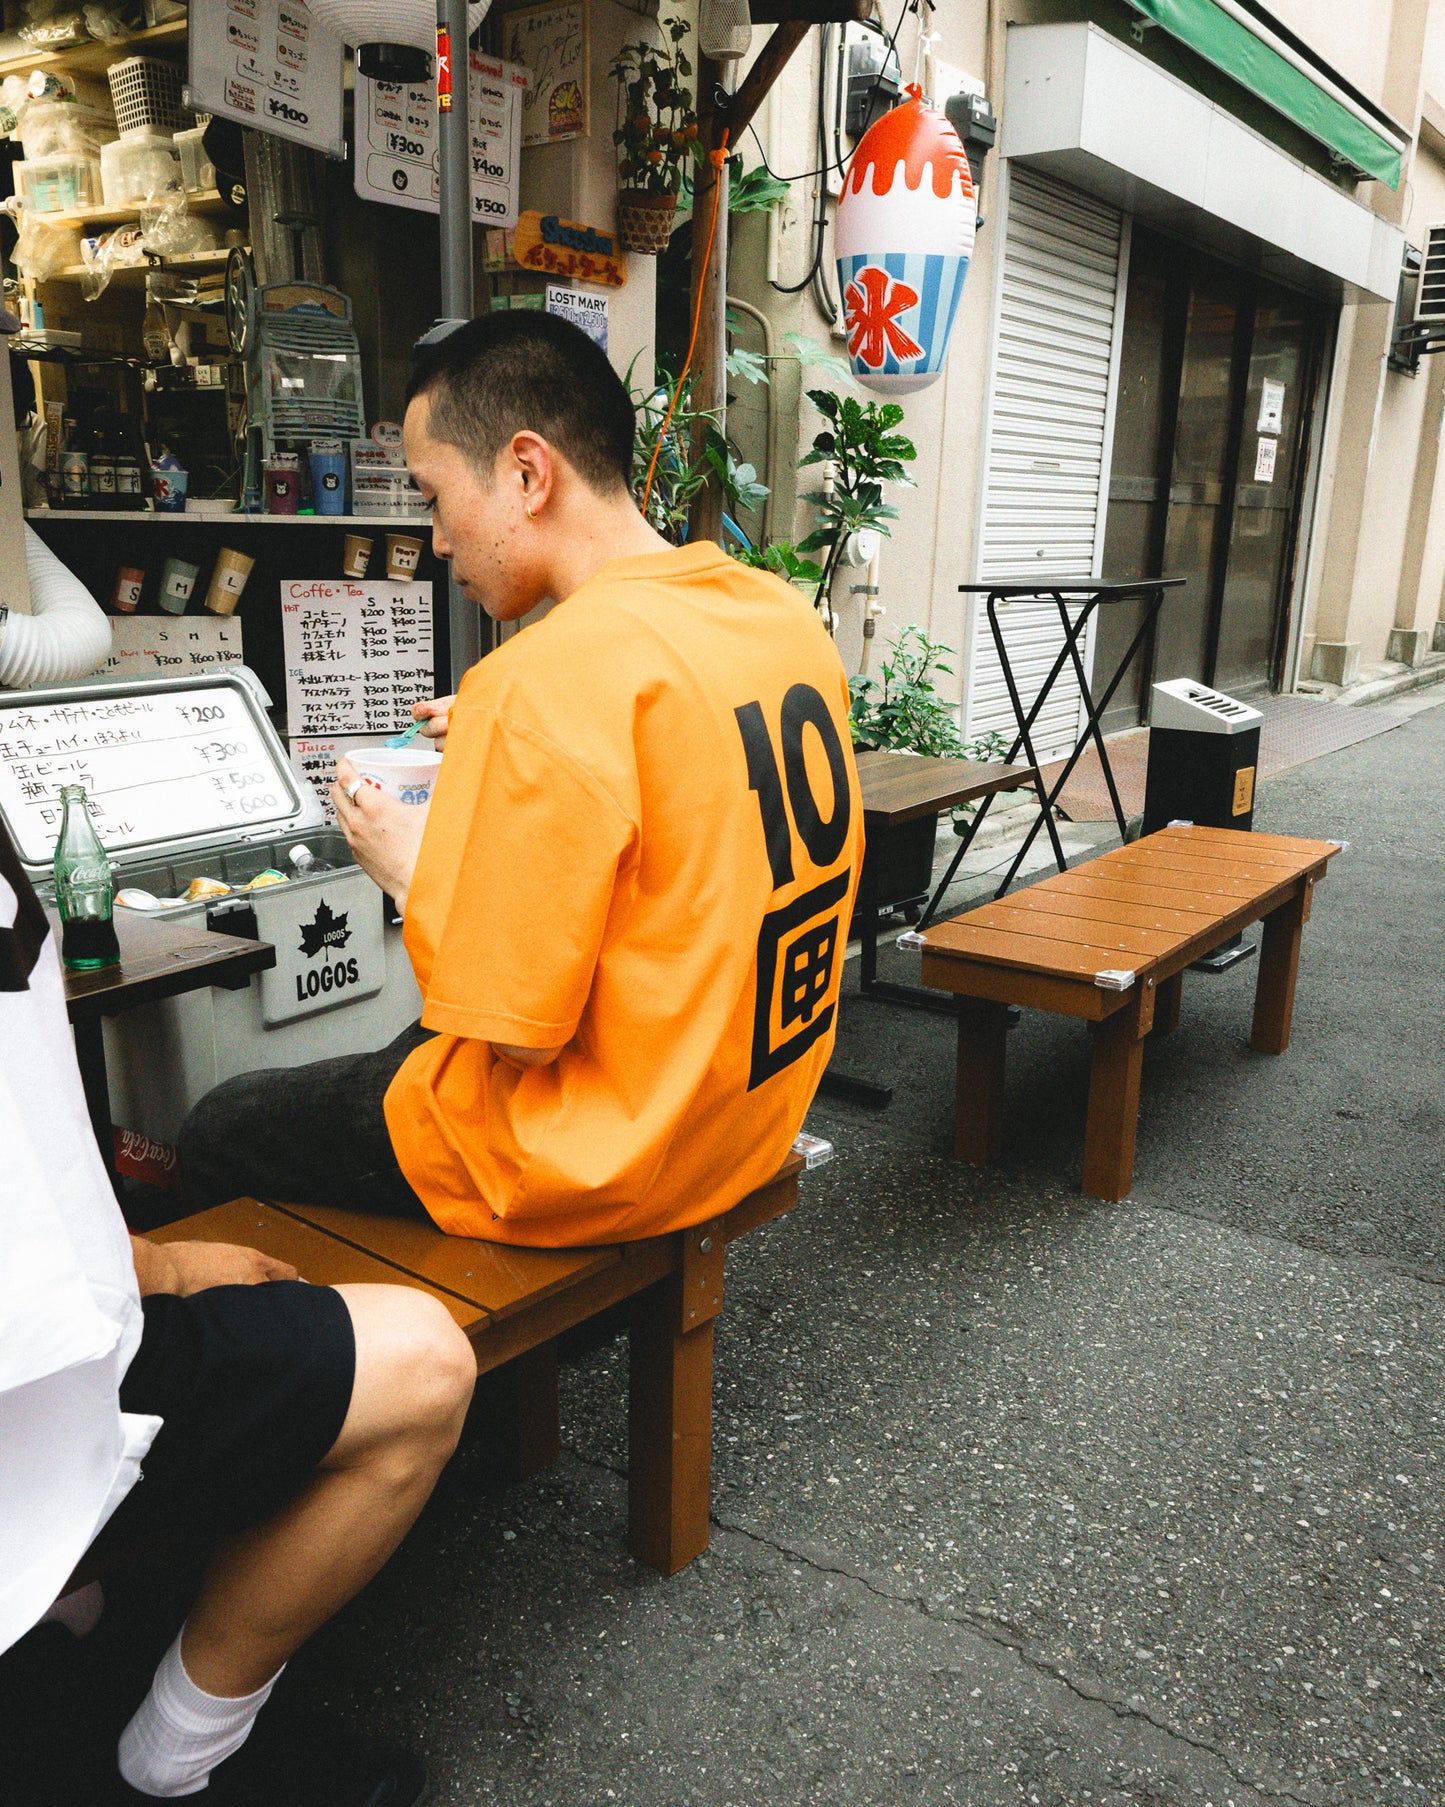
[188,0,346,158]
[280,581,434,738]
[504,0,588,148]
[0,683,301,867]
[355,52,528,228]
[288,737,341,822]
[98,615,243,681]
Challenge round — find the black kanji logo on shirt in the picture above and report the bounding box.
[735,684,853,1090]
[749,873,848,1088]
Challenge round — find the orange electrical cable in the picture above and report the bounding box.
[642,129,731,521]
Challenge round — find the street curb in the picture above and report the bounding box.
[1309,654,1445,708]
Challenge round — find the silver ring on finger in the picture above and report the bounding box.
[344,778,364,801]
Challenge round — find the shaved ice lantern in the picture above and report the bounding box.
[834,85,976,394]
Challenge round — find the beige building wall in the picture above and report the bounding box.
[742,0,1445,702]
[1300,0,1445,680]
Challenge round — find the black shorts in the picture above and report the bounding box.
[87,1281,355,1563]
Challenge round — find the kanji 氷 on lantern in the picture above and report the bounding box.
[834,85,976,394]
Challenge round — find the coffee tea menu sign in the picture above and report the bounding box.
[98,615,243,680]
[280,580,435,738]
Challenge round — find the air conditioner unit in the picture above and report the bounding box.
[1417,222,1445,322]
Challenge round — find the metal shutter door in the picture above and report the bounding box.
[965,166,1124,761]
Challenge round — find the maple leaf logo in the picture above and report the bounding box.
[843,265,924,369]
[298,898,352,960]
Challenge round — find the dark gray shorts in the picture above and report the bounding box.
[178,1020,434,1219]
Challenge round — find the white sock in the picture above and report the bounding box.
[38,1580,104,1637]
[117,1628,283,1798]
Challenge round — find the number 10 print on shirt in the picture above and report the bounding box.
[735,685,853,1090]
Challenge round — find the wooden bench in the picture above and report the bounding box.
[150,1152,804,1575]
[917,825,1342,1202]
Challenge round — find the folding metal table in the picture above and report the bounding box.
[922,577,1184,920]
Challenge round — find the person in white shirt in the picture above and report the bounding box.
[0,818,476,1803]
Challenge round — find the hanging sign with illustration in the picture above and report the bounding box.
[511,210,627,287]
[833,86,976,394]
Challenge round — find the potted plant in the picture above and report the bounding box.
[611,14,699,256]
[797,388,917,622]
[631,368,768,543]
[849,626,1009,919]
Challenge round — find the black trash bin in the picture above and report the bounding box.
[1142,679,1263,970]
[1142,678,1262,834]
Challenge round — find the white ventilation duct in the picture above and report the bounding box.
[0,527,112,688]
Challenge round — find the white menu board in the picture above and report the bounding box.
[281,580,434,737]
[188,0,346,158]
[0,683,302,867]
[355,52,527,227]
[288,736,341,821]
[97,615,243,681]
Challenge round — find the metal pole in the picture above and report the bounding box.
[438,0,483,685]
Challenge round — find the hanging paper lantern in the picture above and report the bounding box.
[833,85,976,395]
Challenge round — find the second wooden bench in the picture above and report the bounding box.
[917,825,1341,1201]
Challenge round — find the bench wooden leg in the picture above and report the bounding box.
[627,1280,715,1574]
[490,1340,560,1482]
[1251,884,1308,1054]
[954,999,1010,1163]
[1082,991,1148,1202]
[1152,970,1183,1036]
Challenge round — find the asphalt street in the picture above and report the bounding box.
[4,693,1441,1807]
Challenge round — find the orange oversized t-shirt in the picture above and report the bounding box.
[384,542,863,1245]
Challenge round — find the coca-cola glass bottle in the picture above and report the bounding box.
[53,784,120,971]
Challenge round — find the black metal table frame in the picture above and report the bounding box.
[920,577,1184,924]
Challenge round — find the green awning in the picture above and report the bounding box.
[1125,0,1402,189]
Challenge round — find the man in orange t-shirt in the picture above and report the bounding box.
[180,313,861,1247]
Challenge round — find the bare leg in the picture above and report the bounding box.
[177,1284,475,1698]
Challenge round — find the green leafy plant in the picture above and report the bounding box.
[682,156,791,216]
[848,627,1010,829]
[632,370,768,543]
[611,15,699,198]
[731,540,825,595]
[798,388,917,616]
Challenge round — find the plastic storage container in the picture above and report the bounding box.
[17,151,102,214]
[107,55,193,135]
[174,123,215,194]
[101,130,184,207]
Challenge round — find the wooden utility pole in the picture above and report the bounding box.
[686,54,731,546]
[686,21,812,544]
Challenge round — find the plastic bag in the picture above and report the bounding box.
[140,200,216,258]
[82,3,142,42]
[19,7,87,51]
[77,220,145,297]
[12,208,83,279]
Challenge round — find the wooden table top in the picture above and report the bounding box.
[57,907,276,1020]
[921,826,1342,987]
[854,748,1038,827]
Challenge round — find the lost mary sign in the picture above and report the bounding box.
[253,875,385,1026]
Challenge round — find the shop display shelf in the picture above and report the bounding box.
[27,510,433,526]
[0,19,186,81]
[28,189,232,231]
[39,249,231,289]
